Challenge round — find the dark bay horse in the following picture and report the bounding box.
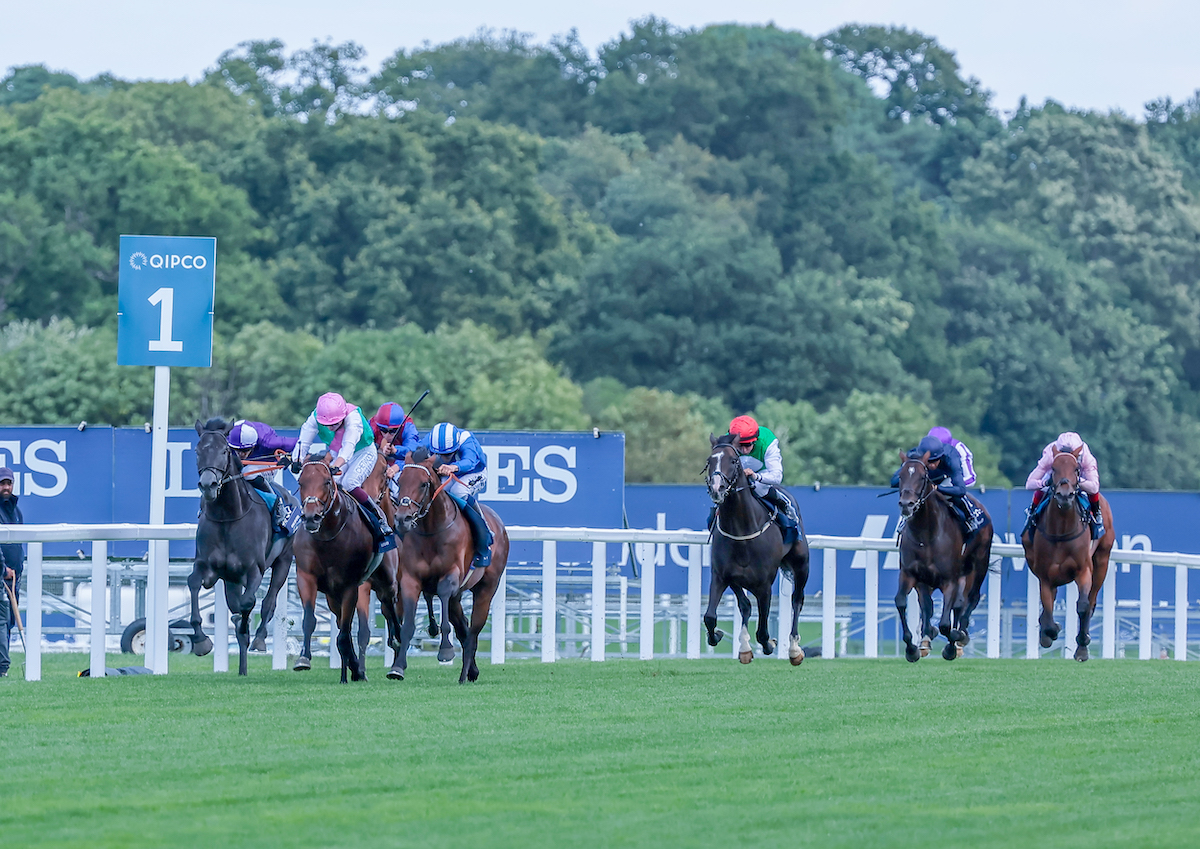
[703,435,810,664]
[189,419,293,676]
[1021,447,1115,661]
[391,448,509,683]
[293,455,404,682]
[894,453,993,662]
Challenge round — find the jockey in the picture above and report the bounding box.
[927,426,976,487]
[420,422,493,570]
[724,415,801,536]
[894,434,984,537]
[369,401,421,468]
[292,392,393,542]
[227,420,299,536]
[1024,431,1104,539]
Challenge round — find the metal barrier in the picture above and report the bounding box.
[3,524,1198,680]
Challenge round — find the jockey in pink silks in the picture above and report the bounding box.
[1023,431,1104,539]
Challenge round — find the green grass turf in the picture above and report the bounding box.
[2,652,1198,848]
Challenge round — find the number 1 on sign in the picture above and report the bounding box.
[147,287,183,352]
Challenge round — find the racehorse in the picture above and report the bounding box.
[1021,447,1115,661]
[391,447,509,683]
[292,453,404,682]
[189,419,293,676]
[702,434,810,664]
[894,452,993,662]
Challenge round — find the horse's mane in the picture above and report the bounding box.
[715,433,737,447]
[411,446,430,463]
[201,417,230,432]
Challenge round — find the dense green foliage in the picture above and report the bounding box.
[5,19,1200,486]
[5,655,1200,848]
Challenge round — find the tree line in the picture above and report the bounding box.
[4,19,1200,487]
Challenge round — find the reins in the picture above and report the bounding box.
[706,442,773,541]
[299,459,350,541]
[397,462,461,536]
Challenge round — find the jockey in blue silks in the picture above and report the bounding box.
[892,434,986,538]
[420,422,493,569]
[227,420,300,536]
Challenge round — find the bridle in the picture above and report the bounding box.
[1050,455,1082,508]
[897,459,934,518]
[1035,454,1088,543]
[197,433,238,496]
[299,458,348,539]
[396,461,458,534]
[705,443,747,506]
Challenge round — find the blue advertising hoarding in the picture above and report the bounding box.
[117,235,215,367]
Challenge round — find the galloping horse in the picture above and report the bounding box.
[293,454,404,682]
[189,419,293,676]
[894,453,993,661]
[391,448,509,683]
[703,434,810,664]
[1021,447,1115,661]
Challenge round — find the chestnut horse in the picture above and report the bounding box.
[703,435,810,665]
[189,419,293,676]
[894,453,993,662]
[293,455,404,682]
[1021,447,1115,661]
[391,447,509,683]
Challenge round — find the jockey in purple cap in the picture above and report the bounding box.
[227,420,299,536]
[293,393,393,542]
[927,426,977,487]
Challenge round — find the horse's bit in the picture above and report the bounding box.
[705,444,746,505]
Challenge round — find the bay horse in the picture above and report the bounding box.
[391,447,509,683]
[703,434,810,664]
[894,452,993,661]
[189,419,293,676]
[292,453,404,682]
[1021,447,1115,661]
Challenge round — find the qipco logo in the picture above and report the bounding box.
[129,252,208,270]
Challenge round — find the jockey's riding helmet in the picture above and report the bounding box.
[316,392,349,426]
[227,421,259,450]
[728,415,759,445]
[374,402,408,429]
[927,426,953,444]
[916,435,946,460]
[430,422,468,454]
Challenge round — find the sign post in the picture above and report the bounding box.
[118,235,215,674]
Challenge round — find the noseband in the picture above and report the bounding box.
[705,444,746,505]
[197,435,237,495]
[300,459,339,524]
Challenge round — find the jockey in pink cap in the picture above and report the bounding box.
[1023,431,1104,539]
[293,392,392,541]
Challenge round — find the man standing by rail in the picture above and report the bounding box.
[0,467,22,677]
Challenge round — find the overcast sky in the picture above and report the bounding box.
[4,0,1199,118]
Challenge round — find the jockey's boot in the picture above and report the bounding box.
[270,482,300,536]
[349,487,393,541]
[949,494,975,538]
[1090,496,1105,540]
[765,485,800,528]
[462,495,494,570]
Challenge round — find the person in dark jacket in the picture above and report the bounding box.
[0,466,23,677]
[892,436,983,537]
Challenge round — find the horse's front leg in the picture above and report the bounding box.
[938,582,961,660]
[732,585,753,663]
[948,574,970,645]
[918,585,937,645]
[393,575,420,680]
[355,584,373,671]
[424,591,440,638]
[336,589,364,683]
[895,572,920,663]
[1074,571,1094,662]
[753,587,776,656]
[436,574,459,664]
[187,564,216,656]
[294,569,317,671]
[786,562,807,666]
[224,578,253,676]
[703,574,729,647]
[1038,577,1061,648]
[370,574,405,680]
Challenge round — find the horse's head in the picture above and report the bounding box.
[705,434,744,505]
[393,447,439,532]
[1050,446,1082,508]
[297,451,337,532]
[896,450,933,519]
[194,418,240,502]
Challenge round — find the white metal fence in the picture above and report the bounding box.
[3,523,1199,680]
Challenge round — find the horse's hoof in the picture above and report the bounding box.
[192,636,214,657]
[738,651,753,664]
[942,643,958,661]
[764,639,777,656]
[293,658,311,671]
[919,638,930,658]
[1039,631,1055,649]
[789,648,804,667]
[905,645,920,663]
[437,647,455,663]
[1074,646,1089,662]
[250,638,267,653]
[708,629,724,647]
[386,668,404,680]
